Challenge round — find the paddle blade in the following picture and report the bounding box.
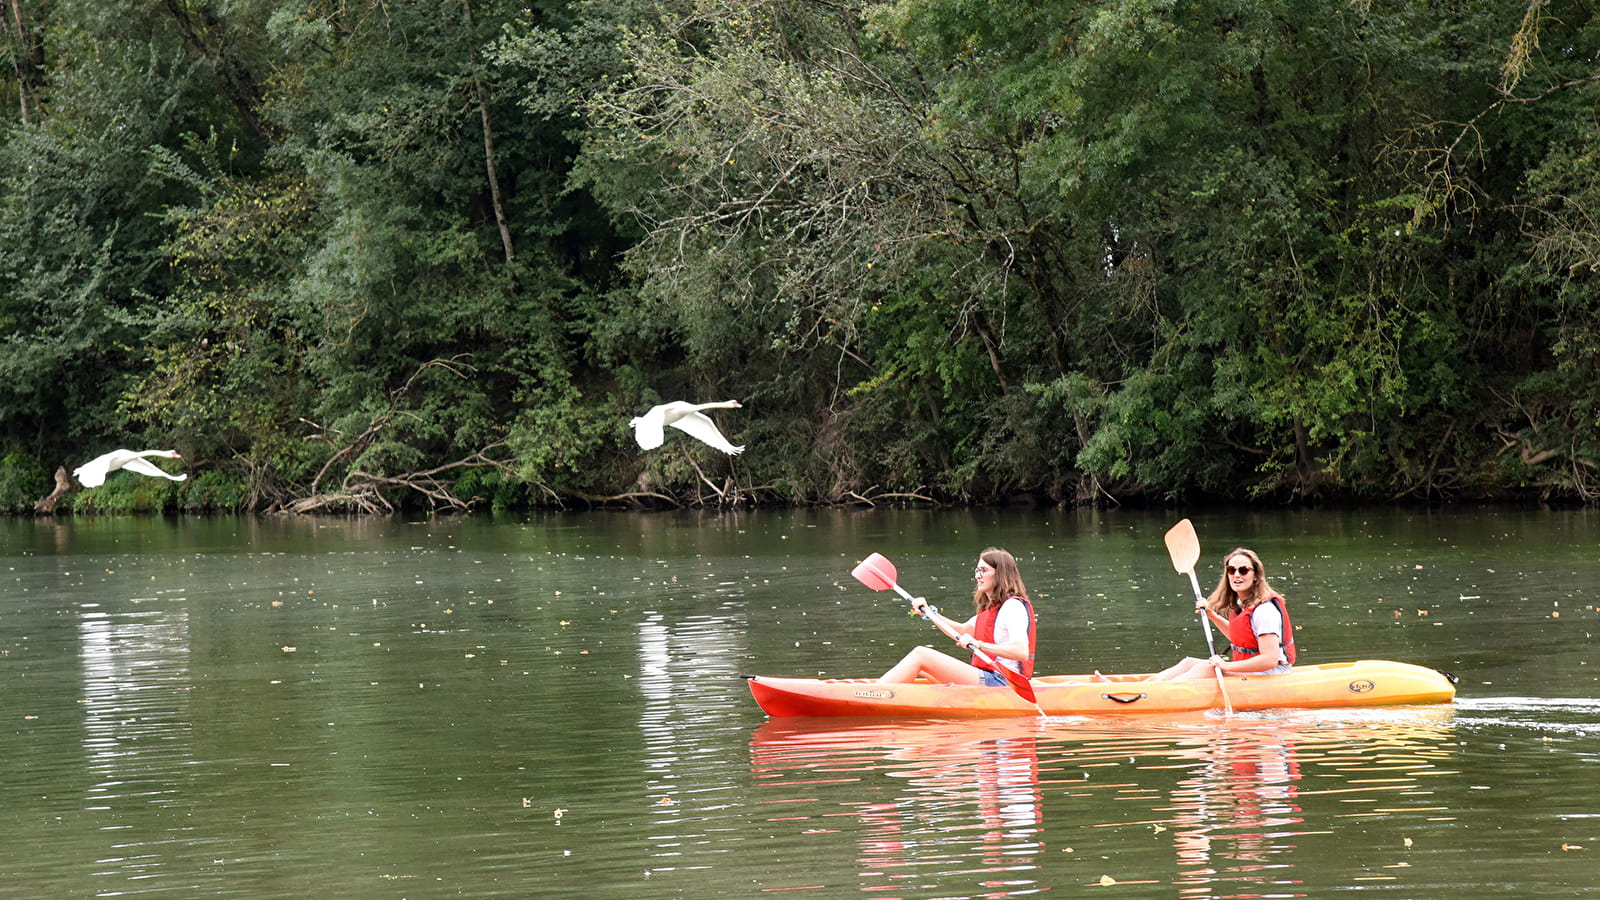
[997,665,1038,704]
[1164,518,1201,575]
[850,553,899,592]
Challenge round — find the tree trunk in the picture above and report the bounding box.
[33,466,72,514]
[462,0,515,264]
[4,0,45,124]
[158,0,278,142]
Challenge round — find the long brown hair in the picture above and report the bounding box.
[1205,547,1280,617]
[974,547,1029,612]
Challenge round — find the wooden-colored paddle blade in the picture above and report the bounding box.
[1164,518,1201,576]
[850,553,898,592]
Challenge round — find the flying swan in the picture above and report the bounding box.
[73,449,188,488]
[630,401,745,455]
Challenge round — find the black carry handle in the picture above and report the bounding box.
[1102,692,1148,705]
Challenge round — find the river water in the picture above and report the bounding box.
[1,507,1596,897]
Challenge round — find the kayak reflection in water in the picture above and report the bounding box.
[876,547,1037,687]
[1144,547,1296,682]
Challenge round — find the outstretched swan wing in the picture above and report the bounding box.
[669,412,744,455]
[118,457,188,482]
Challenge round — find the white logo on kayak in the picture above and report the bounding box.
[852,688,895,700]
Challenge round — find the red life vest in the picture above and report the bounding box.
[1226,595,1296,665]
[971,597,1036,678]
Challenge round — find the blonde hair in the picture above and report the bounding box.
[974,547,1029,612]
[1205,547,1281,616]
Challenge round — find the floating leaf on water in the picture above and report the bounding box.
[281,646,296,653]
[1563,843,1584,851]
[1099,875,1116,886]
[1404,837,1413,848]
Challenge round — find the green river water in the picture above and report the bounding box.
[1,507,1596,897]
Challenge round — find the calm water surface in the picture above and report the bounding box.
[1,508,1596,897]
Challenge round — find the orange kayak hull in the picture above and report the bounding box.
[747,660,1456,717]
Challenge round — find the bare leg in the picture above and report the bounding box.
[877,646,984,685]
[1146,657,1213,682]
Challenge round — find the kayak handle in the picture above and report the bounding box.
[1102,692,1148,704]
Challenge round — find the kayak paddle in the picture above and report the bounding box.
[851,552,1039,705]
[1164,519,1233,715]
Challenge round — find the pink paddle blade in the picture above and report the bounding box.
[850,553,898,591]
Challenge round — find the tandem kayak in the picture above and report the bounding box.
[746,659,1457,718]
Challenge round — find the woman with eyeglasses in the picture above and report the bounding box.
[875,547,1036,687]
[1146,547,1295,681]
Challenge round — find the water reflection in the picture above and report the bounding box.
[77,599,197,890]
[636,603,756,877]
[1164,724,1305,894]
[80,602,193,800]
[751,707,1457,896]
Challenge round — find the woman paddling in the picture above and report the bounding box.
[1145,547,1295,681]
[876,547,1036,687]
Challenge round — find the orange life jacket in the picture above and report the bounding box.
[972,596,1036,678]
[1226,595,1296,665]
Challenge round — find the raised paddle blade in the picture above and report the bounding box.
[850,553,898,592]
[1164,518,1201,576]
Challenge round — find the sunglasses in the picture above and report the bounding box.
[1226,565,1254,576]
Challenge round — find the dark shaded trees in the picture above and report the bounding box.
[2,0,1597,511]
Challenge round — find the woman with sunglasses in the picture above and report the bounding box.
[876,547,1036,687]
[1146,547,1295,681]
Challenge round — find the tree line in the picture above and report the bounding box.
[2,0,1597,514]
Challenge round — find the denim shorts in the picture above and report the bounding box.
[979,669,1008,687]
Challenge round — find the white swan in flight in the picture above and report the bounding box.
[73,449,188,488]
[630,401,745,455]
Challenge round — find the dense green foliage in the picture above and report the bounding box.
[2,0,1597,512]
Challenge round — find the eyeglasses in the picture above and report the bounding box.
[1226,565,1254,576]
[974,564,994,577]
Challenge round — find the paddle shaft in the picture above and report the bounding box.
[1185,566,1234,715]
[1188,571,1218,657]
